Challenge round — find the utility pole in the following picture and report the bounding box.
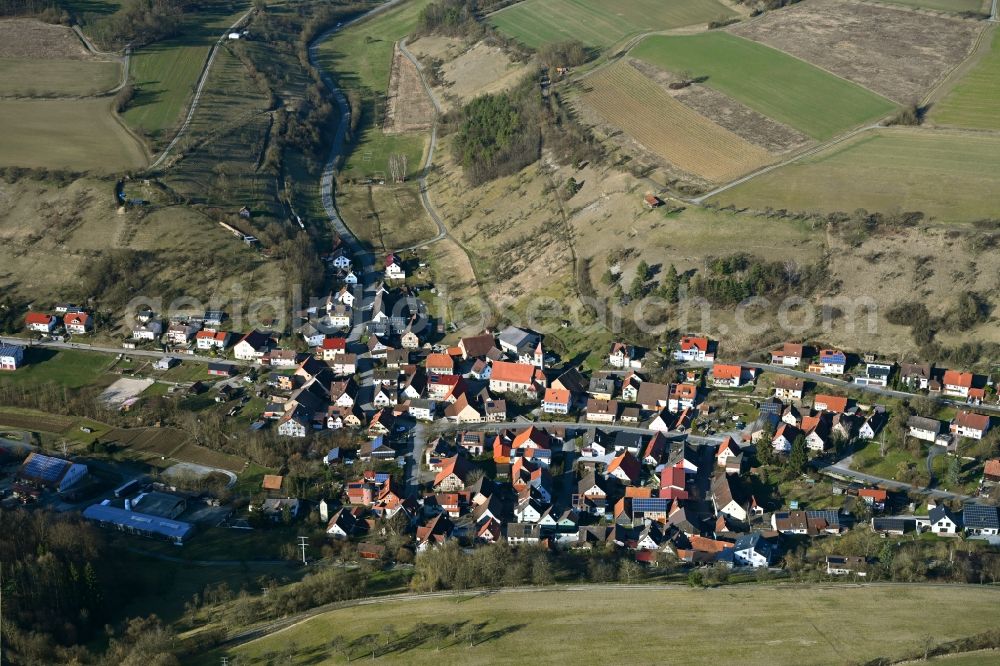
[298,536,309,565]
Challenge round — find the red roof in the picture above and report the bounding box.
[954,410,990,432]
[64,312,89,327]
[712,364,743,380]
[814,394,848,413]
[858,488,888,502]
[426,353,454,370]
[543,388,570,405]
[984,459,1000,480]
[322,337,346,350]
[660,465,685,490]
[943,370,973,388]
[262,474,283,490]
[607,451,640,482]
[490,360,537,385]
[25,312,52,325]
[680,336,709,352]
[512,426,551,450]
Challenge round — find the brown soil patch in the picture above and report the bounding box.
[384,43,434,134]
[0,19,92,60]
[729,0,982,103]
[629,58,812,154]
[409,37,529,112]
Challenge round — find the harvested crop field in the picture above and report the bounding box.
[729,0,982,103]
[0,409,76,434]
[414,39,528,112]
[0,19,90,59]
[631,33,896,140]
[490,0,737,50]
[106,427,186,456]
[0,98,147,171]
[932,28,1000,129]
[711,128,1000,221]
[578,61,774,182]
[384,43,434,134]
[0,58,120,97]
[865,0,989,13]
[628,59,811,154]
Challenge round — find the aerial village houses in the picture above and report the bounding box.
[942,370,974,399]
[64,311,92,335]
[0,343,24,371]
[816,349,847,375]
[674,336,716,362]
[25,312,57,333]
[234,330,271,362]
[770,342,803,366]
[489,360,545,397]
[951,411,990,440]
[712,364,753,388]
[773,376,804,402]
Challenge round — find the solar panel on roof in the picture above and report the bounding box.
[632,498,669,512]
[23,454,69,482]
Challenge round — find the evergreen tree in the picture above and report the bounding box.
[789,433,808,473]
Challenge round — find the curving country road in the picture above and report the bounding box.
[72,25,131,95]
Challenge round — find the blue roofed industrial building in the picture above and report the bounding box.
[83,503,194,545]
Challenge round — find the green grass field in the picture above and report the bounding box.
[122,3,248,145]
[211,585,1000,665]
[711,128,1000,221]
[317,0,432,96]
[631,33,896,140]
[0,98,148,171]
[0,57,120,97]
[865,0,988,13]
[317,0,431,239]
[490,0,736,51]
[933,29,1000,129]
[0,349,114,389]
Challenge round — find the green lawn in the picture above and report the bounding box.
[317,0,432,95]
[490,0,736,51]
[209,585,1000,665]
[711,128,1000,221]
[933,28,1000,129]
[631,33,896,140]
[0,348,114,388]
[121,3,248,145]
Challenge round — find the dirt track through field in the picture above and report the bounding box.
[384,43,434,133]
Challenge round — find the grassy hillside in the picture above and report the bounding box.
[209,585,1000,665]
[631,33,896,140]
[490,0,736,50]
[0,58,120,96]
[710,128,1000,220]
[933,28,1000,130]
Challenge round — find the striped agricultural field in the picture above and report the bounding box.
[932,28,1000,130]
[490,0,736,51]
[579,61,773,182]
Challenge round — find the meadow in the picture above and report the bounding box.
[121,3,249,147]
[932,28,1000,129]
[317,0,433,245]
[710,128,1000,221]
[0,98,147,171]
[0,349,114,389]
[211,585,1000,665]
[489,0,737,51]
[579,61,773,182]
[631,33,896,140]
[0,58,120,97]
[335,182,437,252]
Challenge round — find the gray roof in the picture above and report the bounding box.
[907,416,941,433]
[929,505,958,525]
[83,504,193,541]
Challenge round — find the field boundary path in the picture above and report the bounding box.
[148,9,255,171]
[71,25,131,95]
[689,122,881,203]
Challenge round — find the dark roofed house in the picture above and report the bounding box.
[963,504,999,536]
